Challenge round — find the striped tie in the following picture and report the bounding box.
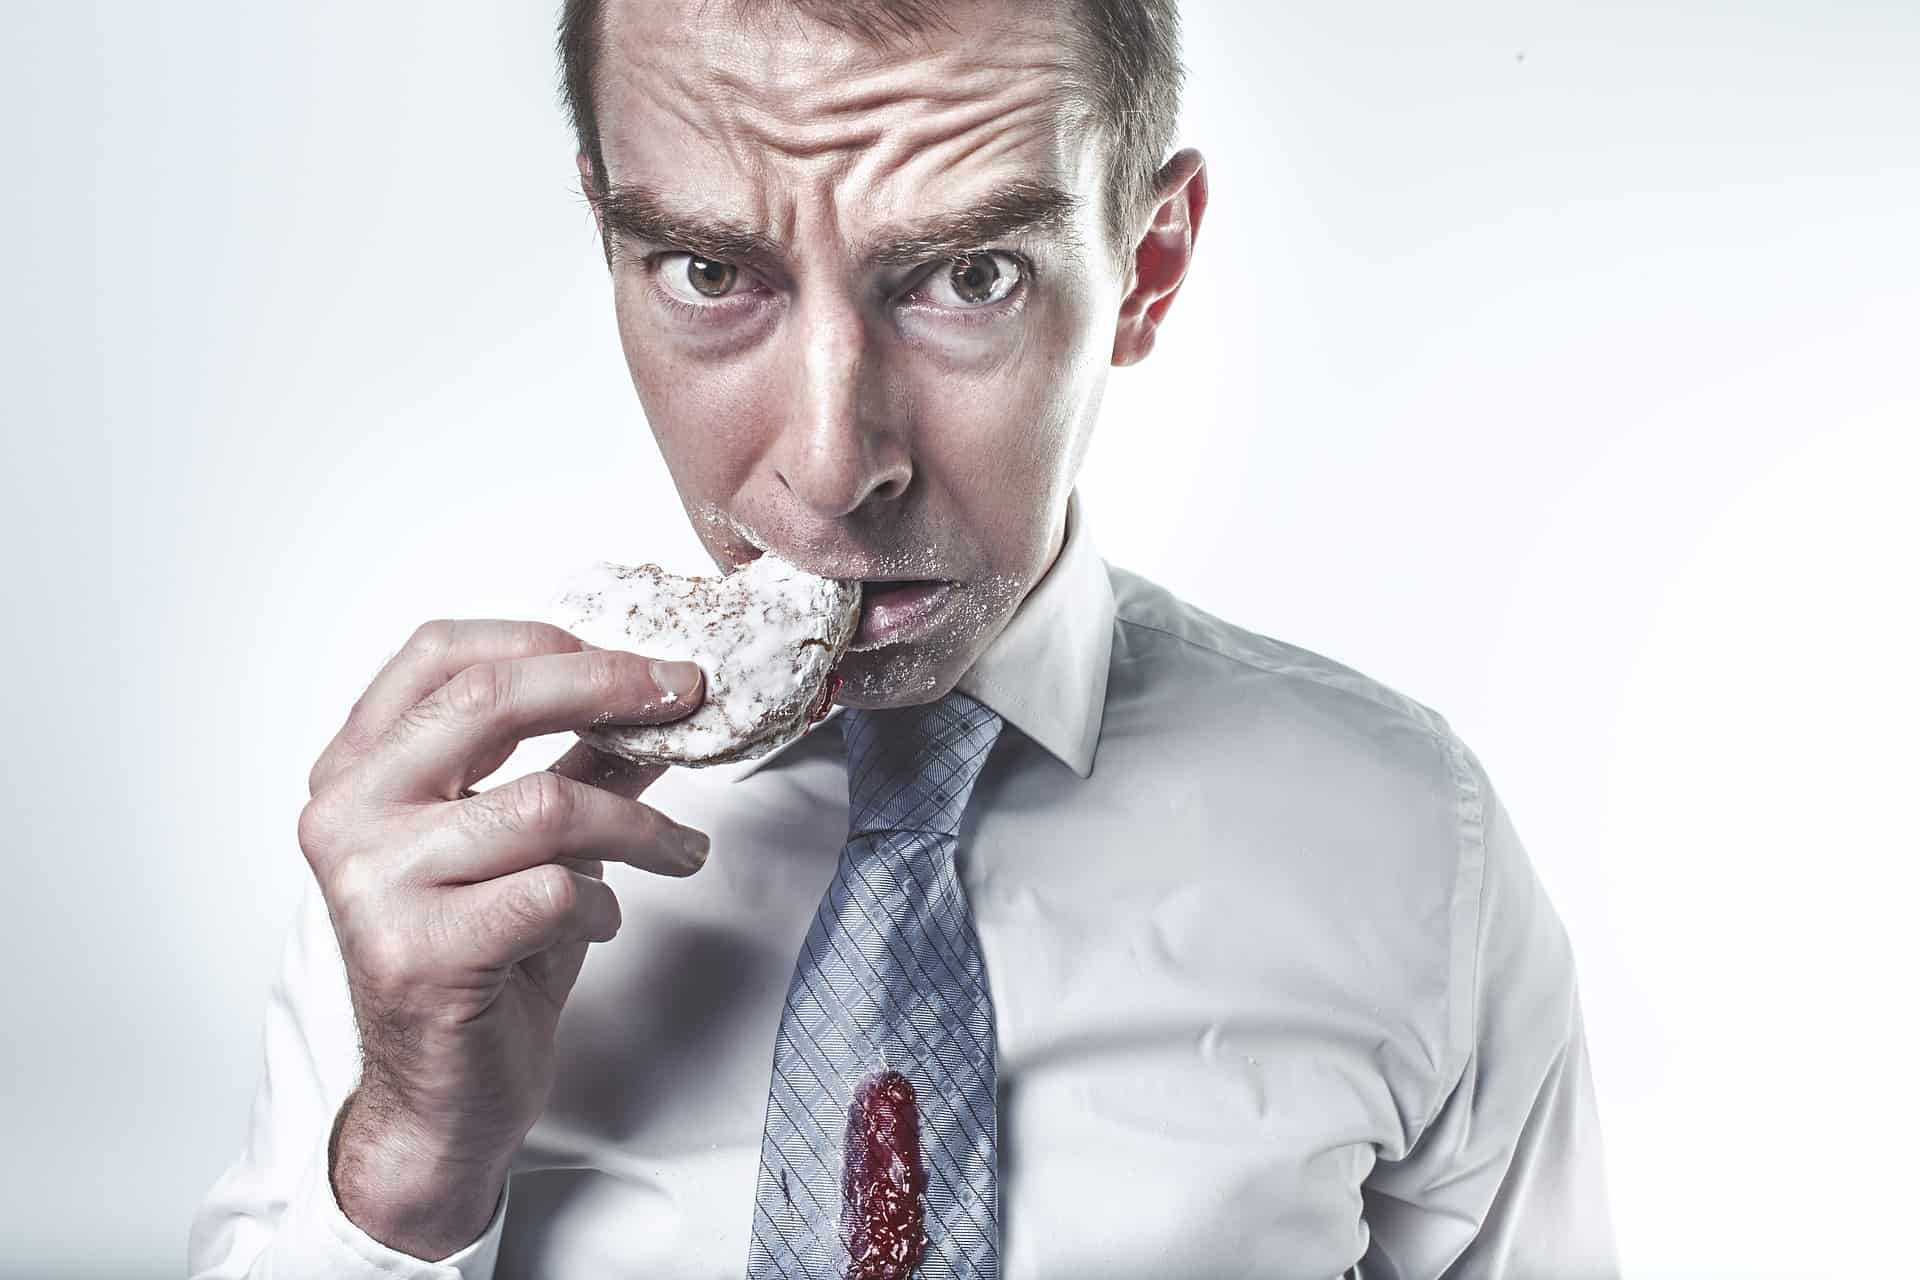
[746,689,1007,1279]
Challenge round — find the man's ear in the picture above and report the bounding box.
[1111,148,1208,368]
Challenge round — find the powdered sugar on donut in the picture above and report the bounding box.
[552,554,861,766]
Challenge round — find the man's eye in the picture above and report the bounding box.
[918,251,1023,309]
[649,249,1026,314]
[656,253,750,304]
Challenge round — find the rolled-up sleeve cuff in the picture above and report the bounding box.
[275,1133,509,1279]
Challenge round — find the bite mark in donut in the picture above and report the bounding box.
[551,553,860,766]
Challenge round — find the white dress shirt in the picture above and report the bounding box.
[189,491,1619,1279]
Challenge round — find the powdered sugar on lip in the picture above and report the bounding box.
[687,501,959,583]
[691,502,771,571]
[848,581,957,651]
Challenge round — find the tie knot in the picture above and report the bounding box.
[841,689,1005,838]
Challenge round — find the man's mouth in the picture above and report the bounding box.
[849,579,957,651]
[705,512,959,652]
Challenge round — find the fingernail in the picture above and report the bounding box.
[680,828,711,869]
[650,659,703,702]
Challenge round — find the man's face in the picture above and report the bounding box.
[585,0,1130,708]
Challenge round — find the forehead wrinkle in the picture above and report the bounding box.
[595,5,1093,271]
[845,88,1063,204]
[681,19,1079,157]
[724,73,1081,256]
[601,38,744,178]
[674,2,1070,105]
[736,41,1076,118]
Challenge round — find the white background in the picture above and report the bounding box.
[3,2,1915,1276]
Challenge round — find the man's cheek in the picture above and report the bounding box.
[962,416,1067,523]
[647,380,772,483]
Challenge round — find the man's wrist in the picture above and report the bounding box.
[327,1088,514,1261]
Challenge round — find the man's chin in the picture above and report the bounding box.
[831,643,963,710]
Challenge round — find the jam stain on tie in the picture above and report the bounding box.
[842,1069,928,1279]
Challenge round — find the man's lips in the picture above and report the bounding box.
[715,540,959,649]
[849,579,957,651]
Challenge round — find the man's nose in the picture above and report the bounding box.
[770,296,912,519]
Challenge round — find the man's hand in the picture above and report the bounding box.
[297,619,708,1259]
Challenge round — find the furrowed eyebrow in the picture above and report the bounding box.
[595,184,788,268]
[593,177,1084,271]
[861,179,1085,266]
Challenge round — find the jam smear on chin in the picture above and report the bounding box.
[808,669,843,724]
[842,1069,928,1280]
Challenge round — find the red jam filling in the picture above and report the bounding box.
[842,1069,927,1280]
[808,669,843,724]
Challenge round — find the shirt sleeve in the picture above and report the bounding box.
[187,875,510,1279]
[1357,733,1622,1280]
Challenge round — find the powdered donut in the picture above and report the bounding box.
[552,553,861,766]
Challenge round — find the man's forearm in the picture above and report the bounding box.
[327,1088,513,1261]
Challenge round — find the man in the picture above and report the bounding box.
[190,0,1619,1276]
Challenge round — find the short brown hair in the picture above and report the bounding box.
[555,0,1184,271]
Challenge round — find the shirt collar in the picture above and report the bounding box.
[726,488,1114,782]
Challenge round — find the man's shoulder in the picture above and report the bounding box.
[1094,563,1501,1105]
[1103,561,1456,754]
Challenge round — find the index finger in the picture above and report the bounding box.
[350,647,703,805]
[311,620,586,797]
